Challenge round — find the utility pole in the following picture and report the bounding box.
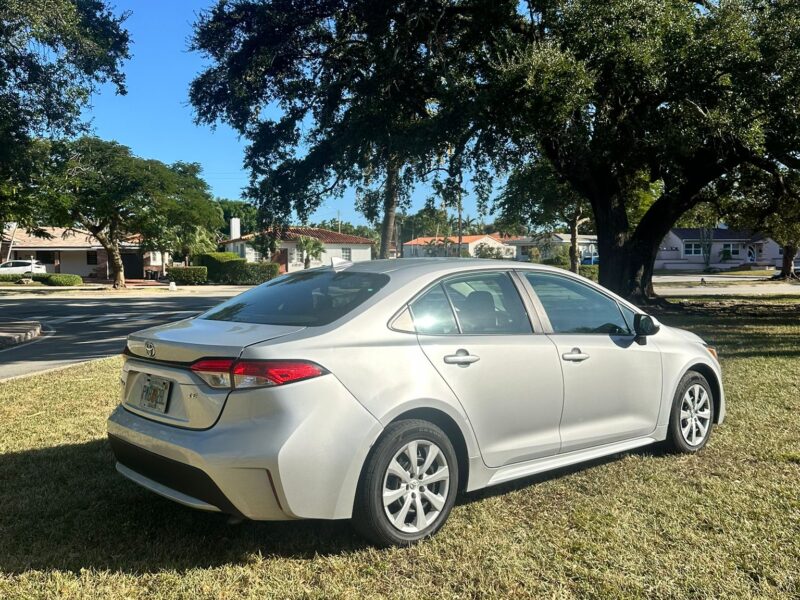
[337,210,341,233]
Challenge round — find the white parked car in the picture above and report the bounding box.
[108,259,724,546]
[0,260,47,275]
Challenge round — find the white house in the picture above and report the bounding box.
[654,228,791,270]
[403,234,516,258]
[507,233,599,263]
[221,219,373,273]
[0,225,167,279]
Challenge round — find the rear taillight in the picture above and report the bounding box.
[190,358,234,389]
[189,358,326,390]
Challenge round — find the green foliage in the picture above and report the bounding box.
[541,247,571,269]
[473,243,506,260]
[167,266,208,285]
[42,138,220,287]
[0,273,82,286]
[579,265,599,282]
[217,199,259,237]
[42,274,83,287]
[194,252,243,282]
[296,236,325,269]
[0,0,130,228]
[218,262,279,285]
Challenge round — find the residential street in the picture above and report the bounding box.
[0,293,236,380]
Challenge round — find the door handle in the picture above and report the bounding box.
[443,349,480,366]
[562,347,590,362]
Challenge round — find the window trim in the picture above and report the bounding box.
[516,269,638,337]
[389,268,543,336]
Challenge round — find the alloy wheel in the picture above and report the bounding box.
[680,384,712,446]
[382,440,450,533]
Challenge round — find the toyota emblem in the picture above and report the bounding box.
[144,341,156,358]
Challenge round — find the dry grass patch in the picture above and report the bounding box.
[1,302,799,599]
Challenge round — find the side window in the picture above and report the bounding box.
[409,284,459,335]
[443,272,532,334]
[525,272,631,335]
[618,303,638,332]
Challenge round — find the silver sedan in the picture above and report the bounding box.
[107,259,724,546]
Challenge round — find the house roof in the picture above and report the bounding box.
[505,233,598,245]
[671,228,767,242]
[1,227,141,250]
[403,234,506,246]
[223,226,374,246]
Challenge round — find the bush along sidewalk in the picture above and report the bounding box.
[192,253,281,285]
[167,266,208,285]
[0,273,84,286]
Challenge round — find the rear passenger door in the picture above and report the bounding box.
[411,271,564,468]
[522,271,663,453]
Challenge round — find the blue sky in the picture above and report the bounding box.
[85,0,484,227]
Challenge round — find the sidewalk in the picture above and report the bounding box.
[0,321,41,349]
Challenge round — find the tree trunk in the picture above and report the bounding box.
[93,229,126,288]
[569,215,580,274]
[457,199,463,257]
[304,254,310,269]
[379,159,400,259]
[779,244,798,279]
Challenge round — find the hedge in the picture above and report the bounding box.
[579,265,599,282]
[194,252,243,282]
[218,261,279,285]
[168,266,208,285]
[43,274,84,286]
[0,273,83,286]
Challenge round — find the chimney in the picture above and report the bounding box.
[229,217,241,240]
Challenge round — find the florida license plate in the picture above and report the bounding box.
[140,376,171,413]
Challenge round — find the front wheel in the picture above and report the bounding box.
[352,419,458,547]
[665,371,715,453]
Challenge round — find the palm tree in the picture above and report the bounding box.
[462,215,476,235]
[296,236,325,269]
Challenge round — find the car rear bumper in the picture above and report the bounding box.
[107,374,384,521]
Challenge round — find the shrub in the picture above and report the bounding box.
[579,265,599,282]
[168,266,208,285]
[194,252,243,282]
[541,247,571,268]
[219,261,279,285]
[0,273,83,285]
[43,274,84,286]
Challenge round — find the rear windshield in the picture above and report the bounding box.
[199,269,390,326]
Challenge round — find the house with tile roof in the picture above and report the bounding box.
[1,225,168,279]
[655,228,791,270]
[221,218,374,273]
[402,234,516,259]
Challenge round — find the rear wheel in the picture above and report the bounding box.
[352,419,458,547]
[665,371,715,453]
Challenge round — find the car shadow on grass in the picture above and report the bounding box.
[0,439,371,574]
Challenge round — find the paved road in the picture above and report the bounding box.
[0,294,233,380]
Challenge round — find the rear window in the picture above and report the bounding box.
[199,269,390,326]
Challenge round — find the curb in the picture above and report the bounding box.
[0,321,42,349]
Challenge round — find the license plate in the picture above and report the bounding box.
[139,376,171,413]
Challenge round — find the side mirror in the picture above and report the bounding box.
[634,314,660,337]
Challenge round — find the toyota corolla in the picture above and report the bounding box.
[107,259,723,546]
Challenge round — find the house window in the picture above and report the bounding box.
[253,251,262,262]
[36,251,56,264]
[722,243,740,256]
[684,243,703,256]
[341,247,352,261]
[86,251,98,265]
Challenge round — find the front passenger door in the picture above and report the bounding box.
[523,272,663,453]
[412,271,564,468]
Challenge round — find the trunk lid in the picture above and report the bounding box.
[122,318,305,429]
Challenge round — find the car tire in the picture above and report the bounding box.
[664,371,715,453]
[352,419,459,547]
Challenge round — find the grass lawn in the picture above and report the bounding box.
[1,300,799,599]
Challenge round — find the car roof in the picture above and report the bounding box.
[342,258,567,277]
